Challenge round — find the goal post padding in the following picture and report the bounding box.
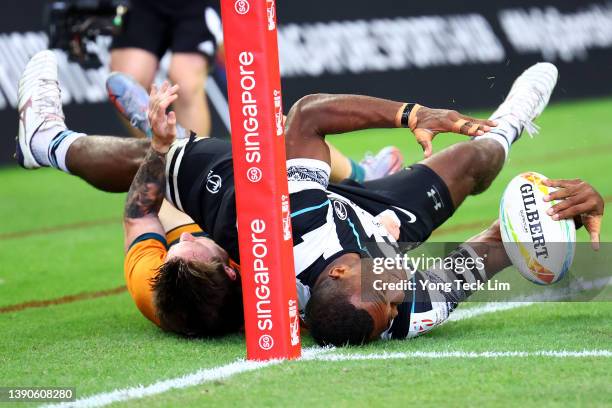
[220,0,301,361]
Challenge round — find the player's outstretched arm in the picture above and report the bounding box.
[284,94,496,162]
[123,82,178,252]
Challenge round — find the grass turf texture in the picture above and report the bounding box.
[0,98,611,406]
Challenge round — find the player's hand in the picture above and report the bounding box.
[377,211,401,240]
[148,81,179,154]
[542,178,604,250]
[410,106,497,158]
[468,219,502,243]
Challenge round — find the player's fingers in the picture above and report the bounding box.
[150,83,157,100]
[547,197,576,216]
[167,111,177,137]
[585,215,602,251]
[160,84,179,100]
[542,178,580,188]
[460,115,496,132]
[159,94,179,111]
[451,119,488,136]
[551,202,590,221]
[414,129,434,158]
[160,80,170,94]
[590,230,600,251]
[543,187,574,202]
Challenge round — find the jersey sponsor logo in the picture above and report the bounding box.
[206,172,223,194]
[427,187,443,211]
[333,200,348,220]
[235,0,250,15]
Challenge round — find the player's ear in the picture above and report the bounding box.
[224,265,237,281]
[180,232,196,242]
[328,265,349,279]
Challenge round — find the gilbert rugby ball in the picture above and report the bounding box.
[499,172,576,285]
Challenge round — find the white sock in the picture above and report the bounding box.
[31,125,66,166]
[477,116,521,159]
[32,129,85,173]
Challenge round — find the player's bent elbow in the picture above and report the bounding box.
[286,94,332,136]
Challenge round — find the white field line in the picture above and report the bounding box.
[449,276,611,322]
[305,350,612,362]
[45,348,612,408]
[42,349,326,408]
[42,277,612,408]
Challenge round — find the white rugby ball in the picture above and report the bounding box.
[499,172,576,285]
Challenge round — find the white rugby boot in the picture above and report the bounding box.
[359,146,404,181]
[489,62,558,139]
[16,50,66,169]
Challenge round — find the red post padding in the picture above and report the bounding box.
[220,0,301,361]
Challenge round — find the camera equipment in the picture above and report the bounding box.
[45,0,130,68]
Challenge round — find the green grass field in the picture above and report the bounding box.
[1,98,611,407]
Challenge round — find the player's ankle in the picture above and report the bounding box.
[31,126,66,166]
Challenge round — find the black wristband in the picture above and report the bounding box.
[400,103,416,128]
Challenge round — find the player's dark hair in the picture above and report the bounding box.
[151,258,243,337]
[305,278,374,347]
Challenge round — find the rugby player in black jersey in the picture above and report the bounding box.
[17,51,604,342]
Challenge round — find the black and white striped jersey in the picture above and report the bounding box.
[287,158,405,310]
[165,138,471,341]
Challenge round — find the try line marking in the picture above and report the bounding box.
[43,348,612,408]
[43,278,612,408]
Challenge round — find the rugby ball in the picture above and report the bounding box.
[499,172,576,285]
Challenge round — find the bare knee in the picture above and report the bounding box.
[168,54,210,134]
[168,54,207,99]
[110,49,159,90]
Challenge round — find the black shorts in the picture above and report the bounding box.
[328,164,455,244]
[111,0,218,60]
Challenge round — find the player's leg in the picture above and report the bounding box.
[17,50,149,192]
[422,63,558,208]
[166,3,217,137]
[65,137,149,192]
[168,54,211,136]
[357,63,557,243]
[421,138,505,208]
[328,143,403,183]
[109,49,159,139]
[109,0,167,137]
[388,220,511,339]
[106,67,405,185]
[110,49,158,93]
[106,72,190,140]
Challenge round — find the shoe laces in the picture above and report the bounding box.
[35,79,63,119]
[506,84,546,137]
[360,151,375,166]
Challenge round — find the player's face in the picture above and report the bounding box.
[166,232,228,265]
[338,262,400,338]
[360,299,399,338]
